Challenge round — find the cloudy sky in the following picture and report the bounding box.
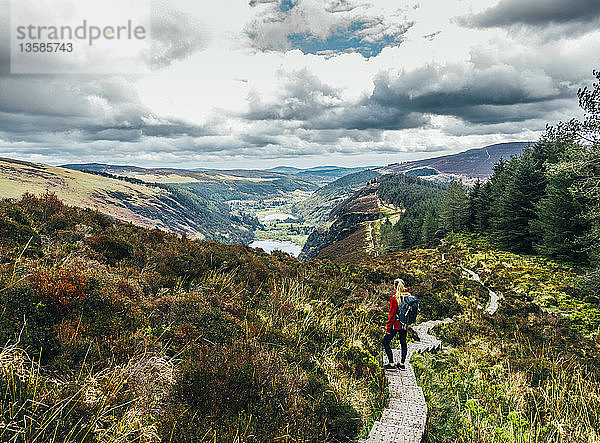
[1,0,599,169]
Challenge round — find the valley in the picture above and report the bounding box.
[0,142,533,259]
[1,122,599,441]
[230,191,314,256]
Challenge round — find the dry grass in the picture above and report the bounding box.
[0,338,177,443]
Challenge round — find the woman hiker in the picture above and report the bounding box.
[383,278,409,370]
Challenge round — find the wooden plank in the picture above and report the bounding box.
[366,319,453,442]
[389,385,425,404]
[381,409,426,430]
[366,422,422,443]
[386,374,418,387]
[388,398,428,416]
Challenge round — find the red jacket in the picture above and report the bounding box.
[386,295,404,332]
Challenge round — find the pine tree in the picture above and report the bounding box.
[421,204,439,243]
[440,181,469,233]
[492,150,546,252]
[474,181,492,232]
[487,158,510,235]
[532,169,588,262]
[468,180,481,231]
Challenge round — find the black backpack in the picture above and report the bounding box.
[395,296,420,327]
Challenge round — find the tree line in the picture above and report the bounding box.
[377,70,599,296]
[435,70,600,296]
[377,174,446,251]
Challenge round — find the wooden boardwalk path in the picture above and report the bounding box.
[360,319,452,443]
[360,261,501,442]
[460,266,500,315]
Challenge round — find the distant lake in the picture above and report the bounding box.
[249,239,302,257]
[259,212,298,221]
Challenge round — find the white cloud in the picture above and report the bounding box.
[0,0,599,168]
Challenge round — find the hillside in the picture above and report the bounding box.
[57,143,530,247]
[383,142,531,181]
[0,158,252,242]
[1,196,597,441]
[300,175,446,262]
[299,183,382,262]
[293,169,382,227]
[62,163,319,199]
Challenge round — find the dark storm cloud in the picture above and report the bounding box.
[309,105,429,131]
[0,77,139,118]
[243,62,573,132]
[462,0,600,28]
[0,73,212,144]
[365,64,572,125]
[79,120,212,142]
[295,128,383,144]
[244,68,428,131]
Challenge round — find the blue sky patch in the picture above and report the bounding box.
[279,0,296,12]
[287,20,405,58]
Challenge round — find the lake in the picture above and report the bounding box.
[249,239,302,257]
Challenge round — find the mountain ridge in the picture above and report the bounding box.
[381,142,532,180]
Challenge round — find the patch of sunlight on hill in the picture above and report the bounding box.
[0,158,171,231]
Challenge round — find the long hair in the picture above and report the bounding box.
[394,278,406,302]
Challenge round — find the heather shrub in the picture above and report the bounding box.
[0,216,40,249]
[163,341,360,442]
[337,344,380,378]
[87,234,134,265]
[31,267,88,314]
[19,191,65,222]
[45,213,72,232]
[0,284,59,361]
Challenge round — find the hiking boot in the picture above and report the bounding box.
[396,363,406,370]
[383,363,395,370]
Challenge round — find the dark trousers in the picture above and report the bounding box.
[383,328,407,364]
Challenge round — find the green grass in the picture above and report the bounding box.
[447,233,599,334]
[412,234,600,442]
[2,195,597,441]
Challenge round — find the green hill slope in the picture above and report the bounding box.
[0,195,597,441]
[293,169,382,227]
[0,158,287,243]
[299,174,446,262]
